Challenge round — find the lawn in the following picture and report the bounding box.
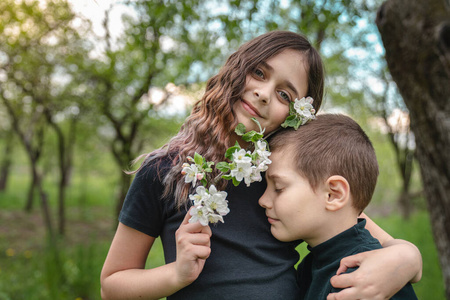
[0,173,445,299]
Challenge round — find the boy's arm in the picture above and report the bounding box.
[326,213,422,300]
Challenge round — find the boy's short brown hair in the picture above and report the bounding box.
[269,114,379,213]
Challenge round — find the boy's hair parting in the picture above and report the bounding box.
[134,31,325,208]
[269,114,379,213]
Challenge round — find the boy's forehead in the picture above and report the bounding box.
[267,149,296,174]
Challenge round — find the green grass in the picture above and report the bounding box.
[0,171,445,299]
[373,212,445,300]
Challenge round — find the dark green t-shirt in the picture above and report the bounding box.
[297,218,417,300]
[119,157,301,299]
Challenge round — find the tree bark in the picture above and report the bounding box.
[376,0,450,298]
[0,130,13,191]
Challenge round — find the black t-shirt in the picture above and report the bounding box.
[297,219,417,300]
[119,157,301,299]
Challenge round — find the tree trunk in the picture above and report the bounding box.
[0,130,13,191]
[376,1,450,298]
[116,170,132,217]
[25,170,37,212]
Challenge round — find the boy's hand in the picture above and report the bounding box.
[174,208,212,286]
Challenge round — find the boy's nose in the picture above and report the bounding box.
[258,191,271,208]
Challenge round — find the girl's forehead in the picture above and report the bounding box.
[264,49,309,96]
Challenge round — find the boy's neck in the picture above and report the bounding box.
[305,210,359,248]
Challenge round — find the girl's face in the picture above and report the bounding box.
[233,49,309,135]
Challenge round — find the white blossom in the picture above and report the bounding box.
[189,185,229,225]
[232,149,252,163]
[207,185,229,215]
[207,213,224,224]
[230,161,253,181]
[189,205,210,226]
[293,97,316,124]
[182,164,200,187]
[189,186,210,206]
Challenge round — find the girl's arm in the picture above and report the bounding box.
[100,212,211,300]
[326,213,422,300]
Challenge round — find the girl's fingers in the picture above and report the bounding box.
[326,287,356,300]
[182,233,211,246]
[330,272,354,289]
[335,253,363,275]
[189,244,211,260]
[179,208,212,235]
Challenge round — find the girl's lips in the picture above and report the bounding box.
[241,100,262,118]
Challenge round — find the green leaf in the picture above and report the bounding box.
[194,152,203,165]
[225,146,241,160]
[216,162,231,172]
[289,101,295,112]
[235,123,246,136]
[232,177,240,186]
[250,132,264,143]
[222,174,233,181]
[241,130,257,142]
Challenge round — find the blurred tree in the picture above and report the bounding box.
[0,130,13,191]
[0,0,93,235]
[84,0,243,216]
[367,67,417,219]
[377,0,450,297]
[0,83,52,235]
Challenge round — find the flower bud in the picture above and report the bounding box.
[197,173,204,180]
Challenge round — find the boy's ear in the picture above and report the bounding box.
[325,175,350,211]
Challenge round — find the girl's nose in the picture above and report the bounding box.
[253,88,270,105]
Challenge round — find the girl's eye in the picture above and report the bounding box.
[254,68,264,79]
[278,91,291,102]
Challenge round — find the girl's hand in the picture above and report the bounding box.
[327,241,422,300]
[174,209,212,286]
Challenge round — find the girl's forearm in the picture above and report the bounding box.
[360,212,393,244]
[361,212,422,283]
[381,238,423,283]
[101,262,187,300]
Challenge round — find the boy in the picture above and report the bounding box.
[259,114,417,299]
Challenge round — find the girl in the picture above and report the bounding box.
[101,31,422,300]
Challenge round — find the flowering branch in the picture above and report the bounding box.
[281,97,316,130]
[182,118,271,225]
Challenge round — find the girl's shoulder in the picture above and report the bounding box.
[135,154,174,180]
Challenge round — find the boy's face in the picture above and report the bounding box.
[259,149,328,245]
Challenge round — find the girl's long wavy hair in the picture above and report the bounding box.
[133,30,325,208]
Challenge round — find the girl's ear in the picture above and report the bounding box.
[325,175,350,211]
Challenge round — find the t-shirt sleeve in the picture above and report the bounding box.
[118,162,167,238]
